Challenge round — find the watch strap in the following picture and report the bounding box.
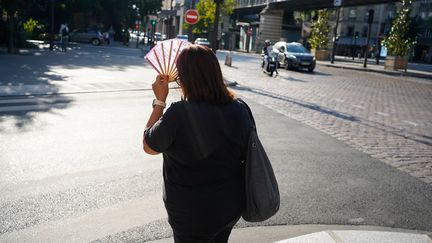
[152,99,166,108]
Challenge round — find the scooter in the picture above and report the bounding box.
[262,46,278,77]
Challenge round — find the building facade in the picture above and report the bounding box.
[232,0,432,63]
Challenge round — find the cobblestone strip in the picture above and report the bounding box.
[221,63,432,185]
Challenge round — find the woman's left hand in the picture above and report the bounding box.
[152,74,169,101]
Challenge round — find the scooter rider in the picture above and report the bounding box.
[262,40,278,75]
[262,40,270,56]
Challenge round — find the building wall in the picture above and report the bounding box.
[257,9,283,52]
[337,4,388,38]
[335,0,432,62]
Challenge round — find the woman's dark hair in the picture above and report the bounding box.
[176,45,234,105]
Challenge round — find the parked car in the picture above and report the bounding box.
[273,41,316,72]
[69,29,104,46]
[194,38,210,47]
[129,31,145,43]
[154,32,163,44]
[176,35,189,41]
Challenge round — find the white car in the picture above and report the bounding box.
[176,35,189,41]
[194,38,210,47]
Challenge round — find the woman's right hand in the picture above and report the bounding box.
[152,74,169,102]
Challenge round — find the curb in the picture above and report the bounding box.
[317,62,432,80]
[147,224,432,243]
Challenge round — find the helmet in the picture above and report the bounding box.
[265,40,271,45]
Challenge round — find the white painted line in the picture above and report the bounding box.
[351,105,365,109]
[0,103,68,112]
[402,120,419,126]
[375,112,389,117]
[0,97,53,104]
[0,194,167,243]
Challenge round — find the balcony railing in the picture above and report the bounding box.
[236,0,279,9]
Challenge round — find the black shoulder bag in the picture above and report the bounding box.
[239,99,280,222]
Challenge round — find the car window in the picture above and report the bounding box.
[287,44,309,53]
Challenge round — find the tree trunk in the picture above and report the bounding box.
[7,14,16,54]
[211,0,221,52]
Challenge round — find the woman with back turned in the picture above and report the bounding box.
[143,45,250,242]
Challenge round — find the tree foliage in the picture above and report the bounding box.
[309,9,330,50]
[382,0,415,56]
[0,0,162,51]
[186,0,235,35]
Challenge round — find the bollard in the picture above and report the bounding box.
[225,54,232,67]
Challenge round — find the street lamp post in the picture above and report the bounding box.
[363,9,374,68]
[168,0,174,39]
[49,0,55,51]
[187,0,196,42]
[211,0,223,52]
[331,6,340,64]
[133,4,140,48]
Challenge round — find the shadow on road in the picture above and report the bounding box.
[0,95,75,132]
[283,68,332,76]
[0,45,147,131]
[233,85,358,122]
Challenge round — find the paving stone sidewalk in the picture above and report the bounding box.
[218,54,432,185]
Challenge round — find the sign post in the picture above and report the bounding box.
[331,0,342,63]
[363,9,374,68]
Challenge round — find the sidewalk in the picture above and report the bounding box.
[217,50,432,80]
[147,225,432,243]
[315,56,432,80]
[142,94,432,243]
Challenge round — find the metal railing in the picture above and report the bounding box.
[236,0,278,9]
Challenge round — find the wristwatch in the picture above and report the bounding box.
[152,99,166,108]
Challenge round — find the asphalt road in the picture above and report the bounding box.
[0,45,431,242]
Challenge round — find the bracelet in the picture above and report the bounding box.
[152,99,166,108]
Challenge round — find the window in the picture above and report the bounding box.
[347,26,354,36]
[349,8,357,20]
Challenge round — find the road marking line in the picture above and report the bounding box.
[402,120,419,126]
[0,97,70,104]
[375,112,389,117]
[0,193,167,243]
[351,105,365,109]
[0,103,68,112]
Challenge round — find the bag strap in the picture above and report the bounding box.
[237,98,256,130]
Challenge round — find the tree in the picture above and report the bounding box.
[0,0,162,50]
[2,0,22,53]
[187,0,235,36]
[382,0,415,56]
[309,9,330,50]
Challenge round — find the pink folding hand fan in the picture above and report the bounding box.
[145,39,192,82]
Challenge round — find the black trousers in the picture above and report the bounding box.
[173,226,233,243]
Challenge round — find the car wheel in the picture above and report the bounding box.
[91,38,101,46]
[308,66,314,72]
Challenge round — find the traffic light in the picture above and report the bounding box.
[135,24,139,29]
[151,20,156,26]
[367,10,374,24]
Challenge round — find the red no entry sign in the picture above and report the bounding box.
[184,9,199,25]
